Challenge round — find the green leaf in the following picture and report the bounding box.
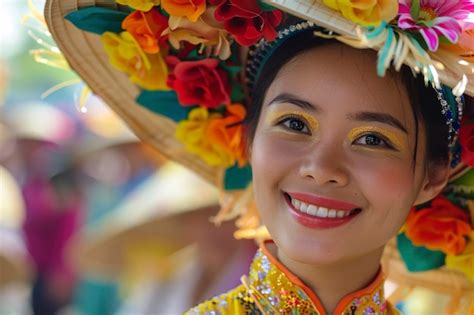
[417,19,435,28]
[231,84,245,103]
[185,49,208,61]
[410,0,421,19]
[221,64,241,75]
[136,90,190,122]
[397,233,445,272]
[257,0,277,11]
[452,169,473,186]
[65,6,128,35]
[224,164,252,190]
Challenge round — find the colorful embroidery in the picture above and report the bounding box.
[187,244,398,314]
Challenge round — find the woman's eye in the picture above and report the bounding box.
[353,134,392,148]
[280,117,310,134]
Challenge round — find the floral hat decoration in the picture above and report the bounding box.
[44,0,473,288]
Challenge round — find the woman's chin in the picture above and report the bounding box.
[273,233,351,267]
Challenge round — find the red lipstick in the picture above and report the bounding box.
[285,192,361,229]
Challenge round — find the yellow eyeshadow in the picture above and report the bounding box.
[265,110,319,131]
[347,126,407,150]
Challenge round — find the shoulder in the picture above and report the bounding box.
[184,284,262,315]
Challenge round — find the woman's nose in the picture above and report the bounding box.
[298,142,350,187]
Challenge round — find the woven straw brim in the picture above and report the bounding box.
[45,0,221,185]
[382,239,474,311]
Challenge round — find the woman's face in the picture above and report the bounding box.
[251,43,432,265]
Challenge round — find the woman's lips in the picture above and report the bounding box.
[285,192,361,229]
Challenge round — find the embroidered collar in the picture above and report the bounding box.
[244,241,388,315]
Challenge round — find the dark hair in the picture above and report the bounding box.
[243,29,450,166]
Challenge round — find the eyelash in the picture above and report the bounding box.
[277,115,312,135]
[276,117,397,150]
[352,133,395,150]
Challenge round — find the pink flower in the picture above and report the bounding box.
[398,0,474,51]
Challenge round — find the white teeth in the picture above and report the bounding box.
[300,202,308,213]
[290,197,354,219]
[316,207,328,217]
[293,199,301,209]
[307,205,317,215]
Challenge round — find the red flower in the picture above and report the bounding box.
[122,9,168,54]
[166,56,231,108]
[212,0,283,46]
[459,122,474,166]
[405,196,471,255]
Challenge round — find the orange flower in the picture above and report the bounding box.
[161,0,206,22]
[441,29,474,62]
[122,9,169,54]
[405,196,471,255]
[207,103,247,167]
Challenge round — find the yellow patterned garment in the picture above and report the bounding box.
[185,241,400,315]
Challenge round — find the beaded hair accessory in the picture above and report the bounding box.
[245,20,317,92]
[246,21,465,153]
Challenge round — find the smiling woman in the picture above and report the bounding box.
[43,0,473,314]
[246,36,451,313]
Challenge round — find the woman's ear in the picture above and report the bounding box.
[413,161,450,206]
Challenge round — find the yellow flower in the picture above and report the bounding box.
[164,12,231,60]
[102,31,169,90]
[446,232,474,282]
[161,0,206,23]
[323,0,398,27]
[176,107,235,167]
[116,0,161,11]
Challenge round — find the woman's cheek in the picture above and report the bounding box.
[353,157,417,210]
[253,133,304,174]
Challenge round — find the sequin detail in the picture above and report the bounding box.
[185,245,398,315]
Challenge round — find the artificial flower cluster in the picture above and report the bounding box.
[97,0,285,168]
[402,195,473,280]
[326,0,474,51]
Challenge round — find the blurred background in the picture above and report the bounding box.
[0,1,472,315]
[0,1,257,314]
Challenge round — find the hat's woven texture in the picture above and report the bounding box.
[382,239,474,312]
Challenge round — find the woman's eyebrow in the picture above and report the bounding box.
[267,93,321,112]
[347,111,408,134]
